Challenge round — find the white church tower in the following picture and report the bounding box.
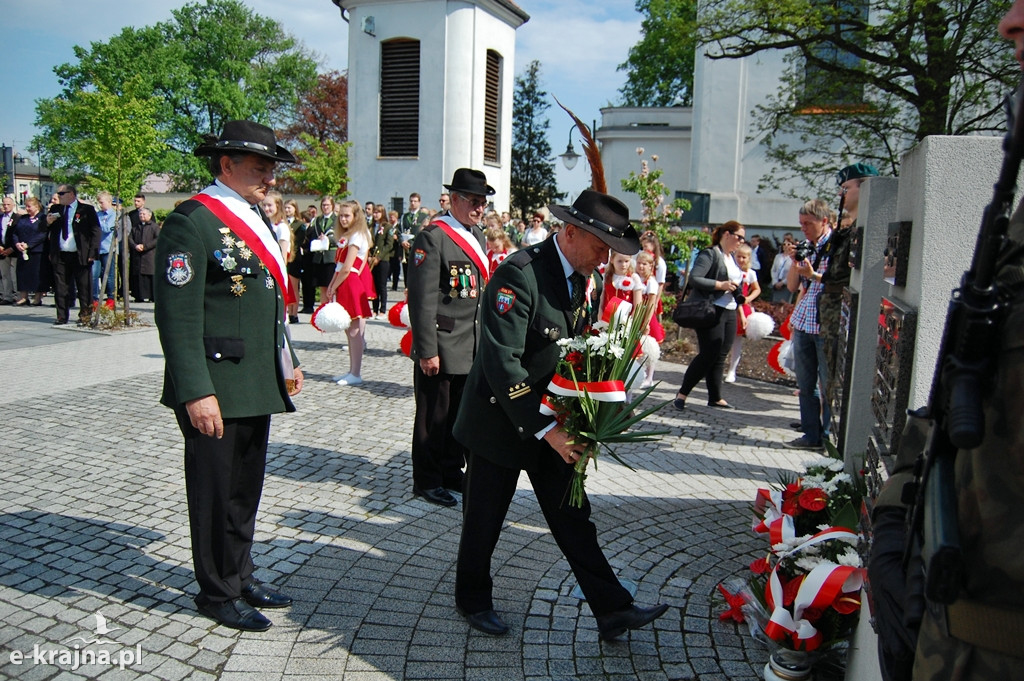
[332,0,528,212]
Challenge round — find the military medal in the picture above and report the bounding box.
[469,273,478,298]
[230,275,246,296]
[238,246,253,260]
[221,234,235,247]
[220,254,237,271]
[266,275,274,289]
[459,266,470,298]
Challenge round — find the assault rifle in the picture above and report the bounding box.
[903,78,1024,605]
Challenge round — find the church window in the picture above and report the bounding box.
[484,50,503,164]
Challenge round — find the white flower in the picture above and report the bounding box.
[836,548,862,567]
[636,147,645,155]
[795,556,827,572]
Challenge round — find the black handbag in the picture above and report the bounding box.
[672,294,718,328]
[673,247,721,329]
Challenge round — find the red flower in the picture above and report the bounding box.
[782,574,804,606]
[717,584,746,623]
[750,556,771,575]
[798,488,828,512]
[565,351,584,370]
[781,496,801,516]
[833,591,861,614]
[784,479,803,497]
[802,606,826,622]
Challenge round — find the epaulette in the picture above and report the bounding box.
[503,245,542,270]
[173,198,204,218]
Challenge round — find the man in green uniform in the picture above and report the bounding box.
[155,120,303,632]
[820,162,877,418]
[453,190,669,640]
[407,170,491,508]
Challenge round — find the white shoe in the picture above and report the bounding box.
[724,373,736,383]
[332,374,348,382]
[336,374,363,386]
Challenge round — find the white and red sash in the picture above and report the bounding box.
[431,215,489,283]
[192,188,295,306]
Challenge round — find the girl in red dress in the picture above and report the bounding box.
[599,250,642,319]
[485,227,515,277]
[326,200,374,386]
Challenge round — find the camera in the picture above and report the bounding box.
[794,240,815,262]
[732,289,746,305]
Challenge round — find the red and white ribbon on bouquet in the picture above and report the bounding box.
[762,527,862,651]
[752,488,797,546]
[546,373,626,402]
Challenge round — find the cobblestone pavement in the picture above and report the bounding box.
[0,301,813,680]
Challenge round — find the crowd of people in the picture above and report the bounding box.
[0,188,163,323]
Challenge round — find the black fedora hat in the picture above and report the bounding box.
[193,120,296,163]
[443,168,495,196]
[549,190,640,254]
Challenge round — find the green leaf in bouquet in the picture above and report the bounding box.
[830,500,860,533]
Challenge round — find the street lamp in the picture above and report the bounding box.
[559,126,581,170]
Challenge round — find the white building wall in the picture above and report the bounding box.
[597,107,691,222]
[340,0,524,212]
[689,44,810,228]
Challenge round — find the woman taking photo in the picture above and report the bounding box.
[673,220,746,411]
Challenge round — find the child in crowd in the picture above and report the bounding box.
[725,244,761,383]
[326,200,375,386]
[484,227,516,277]
[600,250,642,317]
[635,251,664,387]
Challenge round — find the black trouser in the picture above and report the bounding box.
[53,251,92,322]
[371,261,390,314]
[176,408,270,605]
[411,366,467,490]
[301,254,317,311]
[455,451,633,617]
[390,254,402,290]
[679,305,736,404]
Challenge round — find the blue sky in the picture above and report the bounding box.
[2,0,642,197]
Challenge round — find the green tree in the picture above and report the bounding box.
[511,61,563,219]
[620,151,703,273]
[695,0,1015,194]
[618,0,698,107]
[284,133,351,197]
[34,0,318,190]
[35,78,165,199]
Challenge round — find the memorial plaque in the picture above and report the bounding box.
[871,297,917,463]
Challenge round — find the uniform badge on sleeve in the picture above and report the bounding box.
[413,249,426,267]
[495,287,516,315]
[166,252,194,287]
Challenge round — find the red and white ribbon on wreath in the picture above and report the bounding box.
[752,488,797,546]
[762,527,862,651]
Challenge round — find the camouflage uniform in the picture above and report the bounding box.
[908,201,1024,679]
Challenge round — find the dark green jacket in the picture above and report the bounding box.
[155,196,297,419]
[406,216,486,375]
[453,238,577,470]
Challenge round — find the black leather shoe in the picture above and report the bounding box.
[197,598,272,632]
[596,603,670,641]
[458,607,509,636]
[414,486,457,507]
[242,582,293,609]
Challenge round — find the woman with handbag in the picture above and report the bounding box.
[673,221,746,411]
